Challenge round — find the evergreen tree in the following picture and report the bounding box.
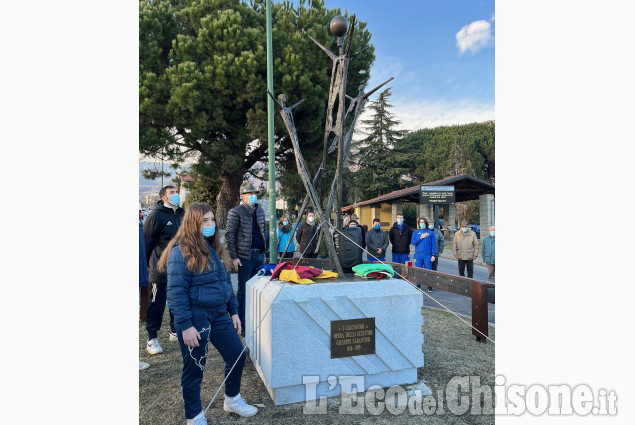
[139,0,374,228]
[350,88,407,199]
[396,122,495,184]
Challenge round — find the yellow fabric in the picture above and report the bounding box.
[314,270,338,279]
[278,269,315,284]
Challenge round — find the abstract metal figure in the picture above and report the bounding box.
[270,14,394,273]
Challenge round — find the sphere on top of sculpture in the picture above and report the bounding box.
[330,15,348,37]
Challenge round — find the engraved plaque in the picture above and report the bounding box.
[330,318,375,359]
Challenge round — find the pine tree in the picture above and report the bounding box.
[351,88,407,199]
[139,0,375,228]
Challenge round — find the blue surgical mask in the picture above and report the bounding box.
[169,193,180,206]
[462,227,468,233]
[428,224,434,230]
[283,220,289,226]
[490,231,495,237]
[374,224,380,230]
[248,195,257,205]
[202,225,215,238]
[397,219,403,225]
[419,223,425,229]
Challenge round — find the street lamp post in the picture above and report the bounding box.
[266,0,277,265]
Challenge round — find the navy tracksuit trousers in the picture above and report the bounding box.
[175,309,246,419]
[146,282,175,339]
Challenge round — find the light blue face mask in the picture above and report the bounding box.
[462,227,468,233]
[428,224,434,230]
[397,219,404,225]
[419,223,425,229]
[283,220,289,226]
[490,231,495,237]
[202,225,215,238]
[169,193,180,206]
[247,195,257,205]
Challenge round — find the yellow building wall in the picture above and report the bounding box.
[358,207,371,229]
[380,204,392,230]
[351,203,393,231]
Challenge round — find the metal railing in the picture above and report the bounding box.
[268,257,494,343]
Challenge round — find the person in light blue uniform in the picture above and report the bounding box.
[411,217,437,292]
[277,215,297,260]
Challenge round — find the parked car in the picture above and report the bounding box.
[468,224,480,239]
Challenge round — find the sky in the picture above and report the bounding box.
[320,0,495,131]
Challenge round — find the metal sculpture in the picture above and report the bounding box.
[270,14,393,273]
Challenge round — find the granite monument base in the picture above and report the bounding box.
[245,274,425,405]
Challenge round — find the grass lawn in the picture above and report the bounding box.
[139,307,494,424]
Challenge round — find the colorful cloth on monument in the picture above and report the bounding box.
[352,263,395,279]
[255,264,277,276]
[270,261,338,284]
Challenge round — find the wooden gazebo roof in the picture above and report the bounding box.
[341,173,494,211]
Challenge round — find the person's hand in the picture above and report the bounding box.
[420,233,428,239]
[231,314,242,336]
[473,255,477,260]
[431,255,435,262]
[377,248,382,254]
[182,327,201,348]
[232,258,242,270]
[454,254,458,259]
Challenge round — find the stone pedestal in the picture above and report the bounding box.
[479,194,495,237]
[391,201,403,224]
[246,275,425,405]
[370,205,381,222]
[448,204,457,229]
[417,203,433,222]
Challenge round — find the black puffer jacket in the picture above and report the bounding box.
[389,222,413,254]
[143,201,185,284]
[296,222,319,254]
[225,202,267,261]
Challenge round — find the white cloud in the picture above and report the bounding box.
[456,20,492,54]
[354,98,494,135]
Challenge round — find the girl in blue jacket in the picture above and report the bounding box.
[411,217,437,270]
[277,215,297,260]
[158,202,258,424]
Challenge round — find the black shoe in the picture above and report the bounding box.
[427,287,433,292]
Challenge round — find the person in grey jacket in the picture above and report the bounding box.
[366,218,389,263]
[295,211,319,258]
[481,225,495,282]
[225,182,267,333]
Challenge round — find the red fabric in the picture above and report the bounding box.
[270,261,323,281]
[364,271,391,279]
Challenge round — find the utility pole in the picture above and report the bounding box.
[266,0,277,264]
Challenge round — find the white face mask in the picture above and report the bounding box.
[308,216,314,223]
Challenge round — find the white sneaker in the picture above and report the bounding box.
[139,361,150,371]
[223,393,258,417]
[185,410,207,425]
[146,338,163,355]
[169,331,179,342]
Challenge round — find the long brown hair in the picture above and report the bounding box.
[157,202,231,274]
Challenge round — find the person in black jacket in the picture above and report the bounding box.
[389,213,413,264]
[143,185,184,355]
[160,202,258,422]
[295,211,319,258]
[348,215,366,249]
[225,182,267,333]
